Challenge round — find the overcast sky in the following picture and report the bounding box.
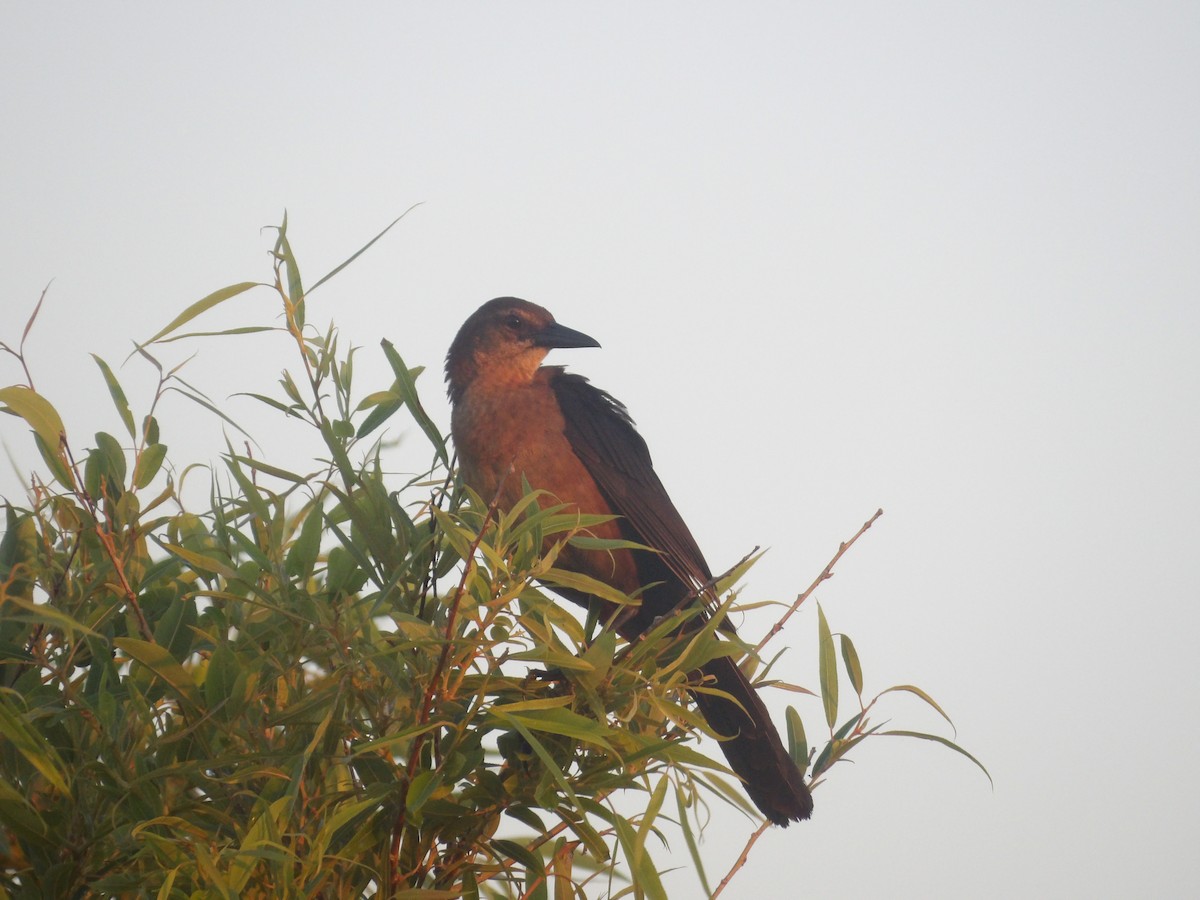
[3,3,1198,897]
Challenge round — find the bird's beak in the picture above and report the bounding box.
[532,321,601,350]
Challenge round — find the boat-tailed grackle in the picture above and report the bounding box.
[446,297,813,825]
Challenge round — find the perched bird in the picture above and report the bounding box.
[446,297,813,825]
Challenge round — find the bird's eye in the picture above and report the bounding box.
[505,315,523,331]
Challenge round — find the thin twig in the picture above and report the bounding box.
[711,818,772,898]
[0,281,51,388]
[62,439,155,641]
[416,469,510,729]
[416,456,457,618]
[470,791,614,892]
[390,467,511,892]
[754,508,883,655]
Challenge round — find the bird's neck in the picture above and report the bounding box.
[451,351,550,401]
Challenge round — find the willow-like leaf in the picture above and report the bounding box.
[818,602,838,730]
[139,281,261,347]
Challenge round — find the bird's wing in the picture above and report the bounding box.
[550,369,713,590]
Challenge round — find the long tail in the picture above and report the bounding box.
[691,655,813,826]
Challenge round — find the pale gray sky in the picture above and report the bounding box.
[3,3,1198,897]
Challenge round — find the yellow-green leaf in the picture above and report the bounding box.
[543,567,637,609]
[309,205,421,295]
[380,341,447,465]
[817,602,838,730]
[114,638,203,709]
[161,542,238,579]
[881,730,993,786]
[0,385,65,450]
[880,684,957,734]
[786,706,809,772]
[134,443,168,489]
[0,703,71,794]
[140,281,261,346]
[91,354,136,438]
[840,633,864,697]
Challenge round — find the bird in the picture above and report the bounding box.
[445,297,813,826]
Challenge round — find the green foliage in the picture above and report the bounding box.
[0,217,986,898]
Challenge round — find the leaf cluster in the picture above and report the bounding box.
[0,217,985,899]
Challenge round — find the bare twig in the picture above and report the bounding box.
[754,508,883,655]
[712,818,772,898]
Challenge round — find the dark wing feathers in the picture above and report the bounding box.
[551,370,712,592]
[552,371,812,823]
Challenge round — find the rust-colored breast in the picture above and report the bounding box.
[451,371,639,593]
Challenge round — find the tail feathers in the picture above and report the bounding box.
[692,655,813,826]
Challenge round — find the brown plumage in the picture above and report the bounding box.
[446,297,813,825]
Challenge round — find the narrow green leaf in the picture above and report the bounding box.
[160,541,239,579]
[33,431,75,488]
[354,389,400,411]
[139,281,261,346]
[221,442,271,523]
[0,779,50,846]
[0,702,71,793]
[91,354,136,438]
[275,213,305,308]
[151,325,275,344]
[713,547,765,595]
[817,602,838,730]
[234,392,305,418]
[491,706,614,750]
[227,453,311,484]
[320,795,381,838]
[319,418,355,483]
[309,205,422,295]
[114,638,204,710]
[2,590,100,637]
[879,685,957,734]
[833,710,864,742]
[840,633,864,697]
[165,384,253,441]
[613,815,667,900]
[786,706,809,773]
[155,868,181,900]
[491,715,579,807]
[355,392,403,439]
[227,797,289,891]
[286,501,324,579]
[881,730,993,786]
[542,567,637,609]
[406,770,442,815]
[20,282,51,349]
[634,774,669,871]
[153,595,196,663]
[550,837,573,900]
[564,535,647,552]
[0,385,65,450]
[674,782,712,897]
[491,839,547,900]
[380,341,448,465]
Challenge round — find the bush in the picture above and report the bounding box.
[0,217,984,898]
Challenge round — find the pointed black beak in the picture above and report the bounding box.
[532,320,601,350]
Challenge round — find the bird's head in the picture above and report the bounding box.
[445,297,599,399]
